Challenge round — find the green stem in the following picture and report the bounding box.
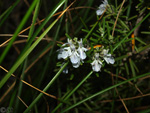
[51,71,93,113]
[23,62,68,113]
[0,0,38,64]
[61,72,150,112]
[113,12,150,51]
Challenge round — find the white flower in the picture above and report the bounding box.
[103,0,108,5]
[96,0,108,16]
[77,39,88,60]
[58,38,88,68]
[70,50,80,64]
[101,49,115,64]
[91,53,103,72]
[67,41,79,64]
[58,47,71,59]
[72,61,80,68]
[58,38,81,68]
[69,43,81,68]
[57,39,75,60]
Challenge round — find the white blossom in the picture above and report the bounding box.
[70,49,80,64]
[96,0,108,16]
[72,61,80,68]
[57,39,76,61]
[91,53,102,72]
[101,49,115,64]
[77,39,88,60]
[58,38,85,68]
[58,47,71,59]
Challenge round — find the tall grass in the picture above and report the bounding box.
[0,0,150,113]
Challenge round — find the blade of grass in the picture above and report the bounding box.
[137,44,150,53]
[23,62,69,113]
[141,31,150,35]
[0,19,58,89]
[0,0,68,89]
[27,0,40,41]
[135,37,147,45]
[115,54,129,61]
[37,0,68,90]
[7,89,17,113]
[48,0,68,60]
[83,0,93,21]
[0,0,38,64]
[118,18,130,31]
[14,59,28,113]
[126,0,132,18]
[61,72,150,113]
[129,58,136,82]
[15,1,41,111]
[0,6,13,20]
[132,60,139,73]
[137,109,150,113]
[113,12,150,51]
[124,62,130,76]
[51,71,93,113]
[0,0,20,26]
[83,10,106,43]
[72,93,78,113]
[17,0,68,61]
[83,20,99,43]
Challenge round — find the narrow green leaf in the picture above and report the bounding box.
[83,19,99,42]
[141,31,150,35]
[61,72,150,113]
[51,71,93,113]
[113,12,150,51]
[0,0,37,64]
[118,18,130,31]
[138,44,150,53]
[135,37,147,45]
[129,58,136,81]
[124,62,129,75]
[24,62,69,113]
[0,19,58,89]
[0,0,20,26]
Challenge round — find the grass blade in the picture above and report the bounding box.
[61,72,150,112]
[113,12,150,51]
[0,0,38,64]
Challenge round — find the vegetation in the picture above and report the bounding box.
[0,0,150,112]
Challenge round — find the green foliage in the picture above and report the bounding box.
[0,0,150,113]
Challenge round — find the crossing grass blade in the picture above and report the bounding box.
[0,0,38,64]
[23,62,69,113]
[0,0,20,26]
[0,0,67,89]
[113,12,150,51]
[61,72,150,113]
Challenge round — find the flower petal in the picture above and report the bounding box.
[70,51,80,64]
[58,47,72,59]
[78,47,87,60]
[91,59,102,72]
[72,61,80,68]
[96,0,108,16]
[104,55,115,64]
[77,38,88,60]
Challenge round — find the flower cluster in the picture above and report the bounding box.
[58,38,115,72]
[91,49,115,72]
[58,38,88,68]
[57,0,114,73]
[96,0,108,16]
